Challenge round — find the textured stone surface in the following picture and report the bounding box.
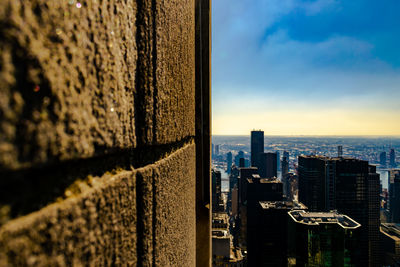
[0,144,196,266]
[0,0,138,170]
[137,143,196,266]
[153,0,196,144]
[0,171,137,266]
[152,143,196,266]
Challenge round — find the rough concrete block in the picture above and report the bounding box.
[153,143,196,266]
[0,0,138,170]
[137,143,196,266]
[153,0,196,144]
[0,171,137,266]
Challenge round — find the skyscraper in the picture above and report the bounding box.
[247,201,306,266]
[212,170,224,212]
[298,156,380,266]
[380,151,387,167]
[390,149,396,168]
[298,155,328,211]
[259,152,277,178]
[288,210,361,267]
[335,159,380,267]
[251,130,264,169]
[281,156,289,196]
[389,170,400,223]
[226,152,232,174]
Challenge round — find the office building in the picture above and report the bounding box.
[335,158,380,267]
[298,155,328,211]
[227,152,233,174]
[215,144,220,156]
[298,156,380,266]
[247,201,306,266]
[390,149,396,168]
[212,170,224,212]
[234,151,245,167]
[259,152,277,179]
[380,152,387,167]
[288,210,360,267]
[250,130,264,169]
[276,150,280,170]
[389,170,400,223]
[282,156,289,196]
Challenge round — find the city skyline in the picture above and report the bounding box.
[212,0,400,136]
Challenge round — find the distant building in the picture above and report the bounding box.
[234,151,244,167]
[239,158,245,168]
[281,156,289,196]
[390,149,396,168]
[247,201,307,267]
[215,144,220,156]
[380,223,400,266]
[338,145,343,157]
[380,151,387,167]
[212,170,224,212]
[288,210,361,267]
[250,130,264,169]
[276,150,280,170]
[227,152,233,174]
[258,152,277,179]
[283,151,289,161]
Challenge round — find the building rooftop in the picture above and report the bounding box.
[381,223,400,241]
[259,201,307,210]
[288,210,360,229]
[212,229,230,239]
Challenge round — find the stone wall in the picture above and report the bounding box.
[0,0,209,265]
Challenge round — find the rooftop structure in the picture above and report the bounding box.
[289,210,360,229]
[259,201,307,210]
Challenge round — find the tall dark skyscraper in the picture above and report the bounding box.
[281,155,289,196]
[259,152,277,178]
[226,152,232,174]
[251,130,264,169]
[380,151,387,167]
[390,149,396,168]
[276,150,280,170]
[389,170,400,223]
[212,170,224,212]
[247,201,306,266]
[298,156,328,211]
[335,159,380,267]
[298,156,380,266]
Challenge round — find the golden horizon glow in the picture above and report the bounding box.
[212,109,400,136]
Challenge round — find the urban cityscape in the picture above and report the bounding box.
[211,131,400,266]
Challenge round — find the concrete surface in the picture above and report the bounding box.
[0,0,205,265]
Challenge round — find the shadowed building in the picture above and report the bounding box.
[251,130,264,169]
[380,152,387,167]
[390,149,397,168]
[381,223,400,266]
[298,156,380,266]
[247,201,306,266]
[288,210,360,267]
[389,170,400,223]
[259,152,277,179]
[227,152,233,174]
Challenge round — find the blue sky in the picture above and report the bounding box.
[212,0,400,135]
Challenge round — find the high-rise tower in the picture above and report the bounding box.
[250,130,264,169]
